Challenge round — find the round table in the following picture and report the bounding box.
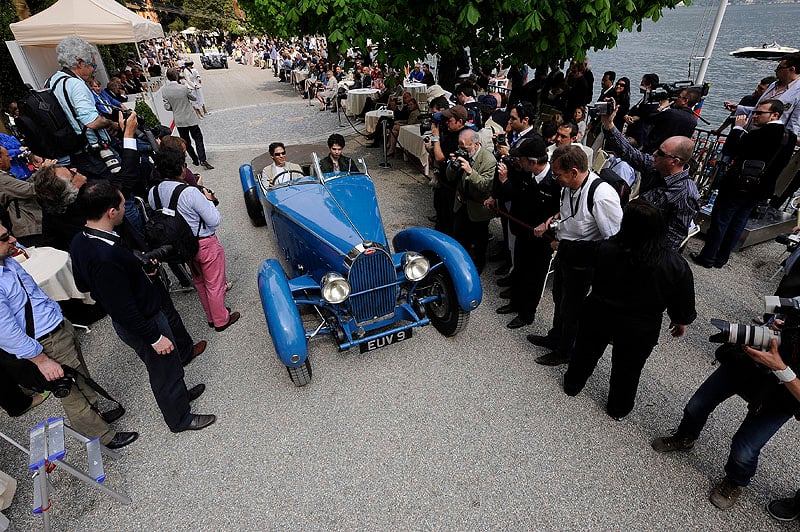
[15,247,94,303]
[364,110,394,135]
[291,69,310,87]
[403,82,428,104]
[346,88,379,116]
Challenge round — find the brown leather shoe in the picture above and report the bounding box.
[171,414,216,433]
[214,311,240,332]
[183,340,207,367]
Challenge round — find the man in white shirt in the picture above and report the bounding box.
[261,142,303,185]
[533,145,622,366]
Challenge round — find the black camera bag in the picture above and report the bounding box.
[145,183,200,262]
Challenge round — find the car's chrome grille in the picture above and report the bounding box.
[348,249,397,323]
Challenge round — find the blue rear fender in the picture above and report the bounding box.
[257,259,307,367]
[240,163,257,193]
[392,227,482,311]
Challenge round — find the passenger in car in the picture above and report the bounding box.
[319,134,354,174]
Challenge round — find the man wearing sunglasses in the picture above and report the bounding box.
[691,99,796,268]
[601,102,699,251]
[262,142,302,186]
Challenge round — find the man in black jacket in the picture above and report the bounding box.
[494,137,560,329]
[70,181,215,433]
[692,99,797,268]
[642,87,701,153]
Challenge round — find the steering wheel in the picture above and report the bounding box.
[269,169,308,187]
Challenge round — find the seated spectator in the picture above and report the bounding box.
[106,77,128,103]
[151,147,240,332]
[421,63,435,86]
[316,70,339,111]
[88,78,123,118]
[388,98,421,157]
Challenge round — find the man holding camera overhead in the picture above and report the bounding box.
[0,223,138,449]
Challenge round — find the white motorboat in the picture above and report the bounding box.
[730,42,798,59]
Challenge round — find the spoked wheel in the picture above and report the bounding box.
[286,357,312,386]
[424,268,469,337]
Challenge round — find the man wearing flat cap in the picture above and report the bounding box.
[495,137,561,329]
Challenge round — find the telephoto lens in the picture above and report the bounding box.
[709,318,781,350]
[99,147,122,173]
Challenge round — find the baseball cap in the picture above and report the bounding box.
[440,105,468,123]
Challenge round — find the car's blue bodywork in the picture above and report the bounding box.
[241,156,481,385]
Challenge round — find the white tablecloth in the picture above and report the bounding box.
[397,124,430,176]
[365,110,394,135]
[403,82,427,104]
[15,247,94,303]
[346,88,379,116]
[291,70,309,86]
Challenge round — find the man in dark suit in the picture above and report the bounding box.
[692,99,797,268]
[642,87,701,153]
[70,181,216,433]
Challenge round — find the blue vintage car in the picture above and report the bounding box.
[240,154,482,386]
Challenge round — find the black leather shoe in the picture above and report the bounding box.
[507,315,533,329]
[496,276,512,287]
[494,263,511,276]
[105,431,138,449]
[689,252,713,269]
[172,414,216,433]
[526,334,558,349]
[200,162,215,170]
[496,304,516,315]
[101,406,125,423]
[535,351,570,366]
[188,383,206,402]
[498,288,512,299]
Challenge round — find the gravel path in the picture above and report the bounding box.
[1,56,798,531]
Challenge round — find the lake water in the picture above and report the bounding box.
[587,3,799,127]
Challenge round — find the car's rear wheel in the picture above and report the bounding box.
[243,186,266,226]
[424,268,469,337]
[286,357,312,386]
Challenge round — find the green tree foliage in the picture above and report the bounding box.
[238,0,686,74]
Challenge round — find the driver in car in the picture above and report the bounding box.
[319,134,354,174]
[262,142,302,186]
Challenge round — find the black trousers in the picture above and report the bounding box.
[433,186,455,236]
[563,310,659,418]
[510,233,553,320]
[551,252,594,357]
[111,294,194,430]
[452,207,489,274]
[177,125,207,165]
[0,363,38,416]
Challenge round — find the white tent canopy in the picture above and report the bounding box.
[10,0,164,46]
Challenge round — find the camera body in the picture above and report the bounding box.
[776,232,800,252]
[644,80,711,104]
[418,112,437,135]
[494,134,507,146]
[449,148,470,169]
[586,101,614,117]
[134,244,176,275]
[50,366,78,398]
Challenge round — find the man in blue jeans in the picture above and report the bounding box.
[652,330,800,510]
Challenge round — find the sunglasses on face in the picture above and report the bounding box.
[273,151,286,156]
[752,110,774,116]
[654,147,682,161]
[0,232,11,242]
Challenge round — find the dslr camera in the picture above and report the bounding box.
[776,232,800,253]
[709,296,800,349]
[418,112,438,135]
[49,365,80,398]
[134,244,175,275]
[449,148,470,169]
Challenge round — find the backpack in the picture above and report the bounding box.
[16,74,87,159]
[144,183,200,262]
[463,102,484,130]
[587,169,630,213]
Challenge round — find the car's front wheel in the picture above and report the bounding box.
[424,268,469,337]
[286,357,312,386]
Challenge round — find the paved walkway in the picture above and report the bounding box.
[1,57,799,531]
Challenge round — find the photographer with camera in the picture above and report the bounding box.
[530,145,622,366]
[0,224,138,449]
[600,101,699,251]
[691,100,796,269]
[426,105,469,236]
[0,146,43,247]
[652,298,800,510]
[623,73,661,147]
[151,147,240,332]
[445,129,496,274]
[641,87,700,154]
[70,181,216,433]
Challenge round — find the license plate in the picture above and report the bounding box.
[359,329,413,353]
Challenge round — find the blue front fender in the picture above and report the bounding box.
[240,164,266,225]
[257,259,307,367]
[393,227,482,311]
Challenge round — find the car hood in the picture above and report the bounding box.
[267,173,389,254]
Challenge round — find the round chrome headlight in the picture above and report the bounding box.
[321,272,350,304]
[402,252,430,282]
